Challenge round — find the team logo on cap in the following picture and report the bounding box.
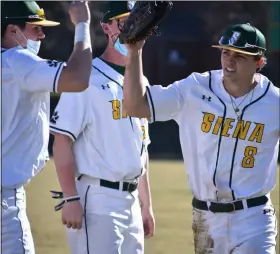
[127,0,136,10]
[37,8,45,18]
[28,8,45,20]
[229,31,241,45]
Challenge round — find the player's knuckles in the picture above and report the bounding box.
[71,223,78,229]
[66,223,72,228]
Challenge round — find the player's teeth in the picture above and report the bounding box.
[227,68,234,72]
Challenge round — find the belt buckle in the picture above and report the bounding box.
[127,181,133,193]
[127,180,137,193]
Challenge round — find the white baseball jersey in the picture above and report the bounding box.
[1,47,65,187]
[50,57,150,181]
[146,70,280,202]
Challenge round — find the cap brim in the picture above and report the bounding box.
[109,12,130,20]
[212,45,258,55]
[26,20,60,27]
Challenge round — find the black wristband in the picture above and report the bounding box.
[54,196,80,212]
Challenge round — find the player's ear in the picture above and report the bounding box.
[257,57,265,69]
[7,24,18,36]
[101,22,110,36]
[256,56,266,71]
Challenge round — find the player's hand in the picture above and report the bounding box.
[141,206,155,238]
[61,200,84,230]
[69,1,91,26]
[125,40,146,52]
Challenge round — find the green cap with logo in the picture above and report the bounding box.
[212,23,266,56]
[2,1,60,27]
[102,1,136,23]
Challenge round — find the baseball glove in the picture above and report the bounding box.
[119,1,173,44]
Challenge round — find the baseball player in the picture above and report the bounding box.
[1,1,92,253]
[50,2,154,254]
[123,23,279,253]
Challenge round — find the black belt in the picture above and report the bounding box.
[192,195,268,213]
[77,174,138,193]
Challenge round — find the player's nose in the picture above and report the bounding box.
[226,55,235,64]
[37,28,46,40]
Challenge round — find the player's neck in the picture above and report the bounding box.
[100,47,126,67]
[1,38,18,49]
[223,76,257,98]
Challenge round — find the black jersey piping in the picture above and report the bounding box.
[50,126,76,141]
[146,86,155,122]
[228,81,271,200]
[208,71,228,188]
[53,62,64,93]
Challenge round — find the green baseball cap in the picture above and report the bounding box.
[2,1,60,27]
[102,1,136,23]
[212,23,266,56]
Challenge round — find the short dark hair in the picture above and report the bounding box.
[1,22,26,39]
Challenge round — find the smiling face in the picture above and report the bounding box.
[221,49,259,83]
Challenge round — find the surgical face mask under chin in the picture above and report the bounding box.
[26,39,41,55]
[15,28,41,55]
[114,38,128,56]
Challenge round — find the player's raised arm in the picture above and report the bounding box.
[2,1,92,93]
[124,41,187,122]
[123,41,150,118]
[57,1,92,93]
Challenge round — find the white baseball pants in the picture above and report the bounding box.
[192,199,277,254]
[66,175,144,254]
[1,186,35,254]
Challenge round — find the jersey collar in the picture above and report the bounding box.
[92,57,124,87]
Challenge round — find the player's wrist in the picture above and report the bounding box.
[140,200,152,209]
[54,195,81,211]
[74,22,91,49]
[63,191,79,198]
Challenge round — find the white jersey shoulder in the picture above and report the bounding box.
[2,47,66,93]
[146,70,213,122]
[263,74,280,100]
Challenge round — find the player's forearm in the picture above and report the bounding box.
[57,23,92,93]
[138,155,152,208]
[124,49,149,118]
[52,135,78,197]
